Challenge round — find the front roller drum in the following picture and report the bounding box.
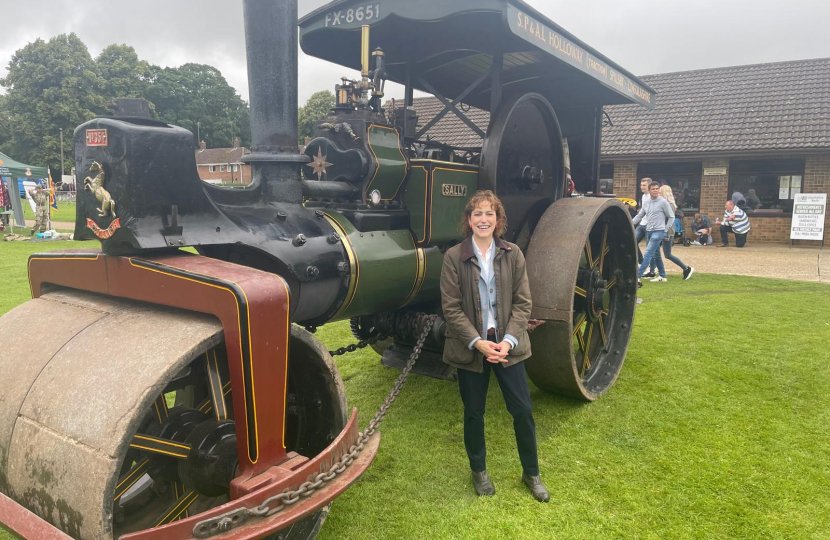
[0,288,347,539]
[525,197,638,400]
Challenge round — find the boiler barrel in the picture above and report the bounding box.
[321,211,442,321]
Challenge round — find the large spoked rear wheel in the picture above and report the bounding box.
[524,197,638,401]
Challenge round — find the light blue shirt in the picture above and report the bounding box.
[468,238,518,351]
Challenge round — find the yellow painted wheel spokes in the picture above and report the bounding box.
[114,345,233,536]
[113,458,150,503]
[573,221,617,381]
[154,488,200,527]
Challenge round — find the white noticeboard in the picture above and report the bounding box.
[790,193,827,242]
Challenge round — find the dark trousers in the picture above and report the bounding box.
[720,225,747,247]
[456,357,539,476]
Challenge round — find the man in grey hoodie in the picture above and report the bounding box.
[632,181,674,283]
[635,177,650,264]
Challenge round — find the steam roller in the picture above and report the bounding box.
[0,0,655,538]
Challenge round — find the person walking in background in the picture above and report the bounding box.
[635,178,651,264]
[29,186,50,236]
[691,213,712,245]
[715,200,751,247]
[645,186,694,280]
[632,181,674,284]
[440,190,549,503]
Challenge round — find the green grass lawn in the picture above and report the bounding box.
[1,240,828,539]
[19,200,76,222]
[0,236,99,315]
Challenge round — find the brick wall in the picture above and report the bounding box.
[682,214,792,245]
[197,165,252,185]
[608,152,830,244]
[804,154,830,244]
[699,158,728,220]
[611,161,637,199]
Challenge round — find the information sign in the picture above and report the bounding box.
[789,193,827,242]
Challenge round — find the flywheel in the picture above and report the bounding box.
[0,288,346,539]
[479,92,564,244]
[524,197,638,401]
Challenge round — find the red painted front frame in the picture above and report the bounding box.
[27,250,289,482]
[16,249,381,539]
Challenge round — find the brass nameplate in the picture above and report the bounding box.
[442,184,467,197]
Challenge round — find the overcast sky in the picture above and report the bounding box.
[2,0,829,105]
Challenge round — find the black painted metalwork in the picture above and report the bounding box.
[414,70,491,139]
[241,0,309,205]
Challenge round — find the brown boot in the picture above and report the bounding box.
[521,473,550,503]
[471,470,495,496]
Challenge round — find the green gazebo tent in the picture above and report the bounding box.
[0,152,50,229]
[0,151,49,181]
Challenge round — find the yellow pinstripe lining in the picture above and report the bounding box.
[324,214,360,319]
[365,124,409,201]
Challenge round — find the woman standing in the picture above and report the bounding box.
[440,190,549,502]
[646,185,695,281]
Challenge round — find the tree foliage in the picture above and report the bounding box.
[0,33,106,175]
[96,44,153,104]
[298,90,335,143]
[147,63,250,149]
[0,95,10,151]
[0,34,251,176]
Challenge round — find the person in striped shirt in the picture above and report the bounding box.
[715,200,751,247]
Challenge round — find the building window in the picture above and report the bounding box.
[233,164,239,172]
[729,158,805,214]
[599,163,614,194]
[208,165,215,173]
[637,162,702,212]
[220,165,227,172]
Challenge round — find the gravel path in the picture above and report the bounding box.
[646,242,828,283]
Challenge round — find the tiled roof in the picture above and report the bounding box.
[398,57,830,156]
[195,146,249,165]
[603,57,830,156]
[385,98,489,149]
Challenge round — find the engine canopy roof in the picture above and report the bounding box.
[300,0,656,111]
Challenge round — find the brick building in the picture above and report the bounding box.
[406,57,830,244]
[602,57,830,245]
[195,138,252,185]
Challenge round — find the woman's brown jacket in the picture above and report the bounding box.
[440,235,532,373]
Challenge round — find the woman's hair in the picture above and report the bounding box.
[659,184,676,206]
[460,190,508,238]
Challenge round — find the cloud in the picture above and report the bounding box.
[2,0,829,105]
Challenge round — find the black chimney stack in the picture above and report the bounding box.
[241,0,308,204]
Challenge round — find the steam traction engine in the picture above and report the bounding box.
[0,1,655,538]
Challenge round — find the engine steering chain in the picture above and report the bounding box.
[193,314,437,538]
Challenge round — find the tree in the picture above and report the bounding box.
[146,63,251,149]
[96,44,153,104]
[0,33,106,174]
[0,95,10,151]
[298,90,335,143]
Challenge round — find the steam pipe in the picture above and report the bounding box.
[241,0,308,204]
